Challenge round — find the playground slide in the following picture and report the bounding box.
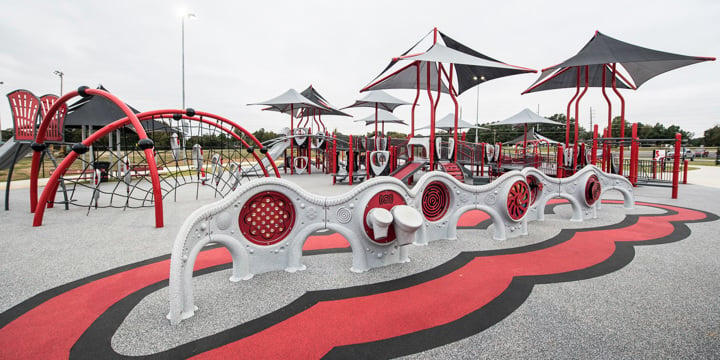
[390,161,427,183]
[244,138,290,174]
[0,137,32,170]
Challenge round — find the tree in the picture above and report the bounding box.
[704,125,720,146]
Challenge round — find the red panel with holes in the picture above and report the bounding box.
[40,95,67,142]
[238,191,296,246]
[7,90,41,141]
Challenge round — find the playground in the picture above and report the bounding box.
[1,28,719,359]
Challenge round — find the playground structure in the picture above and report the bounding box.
[2,88,282,228]
[0,30,707,238]
[168,165,634,324]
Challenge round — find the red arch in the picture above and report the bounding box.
[141,110,280,177]
[31,106,280,227]
[31,88,163,227]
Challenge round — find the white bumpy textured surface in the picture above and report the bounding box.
[168,166,633,324]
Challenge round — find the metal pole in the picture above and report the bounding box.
[475,80,479,144]
[180,12,195,109]
[181,16,186,109]
[0,81,3,142]
[53,71,64,95]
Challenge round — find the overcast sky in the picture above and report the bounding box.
[1,0,718,139]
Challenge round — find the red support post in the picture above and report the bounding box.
[683,159,689,184]
[591,124,598,165]
[332,133,337,185]
[366,151,370,180]
[672,133,681,199]
[565,68,582,147]
[349,135,354,186]
[611,64,626,176]
[426,62,437,171]
[557,144,564,178]
[573,65,589,171]
[630,123,639,186]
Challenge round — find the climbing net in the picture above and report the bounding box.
[49,114,274,212]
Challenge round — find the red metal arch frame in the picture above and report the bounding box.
[31,105,279,228]
[31,88,163,227]
[146,110,280,178]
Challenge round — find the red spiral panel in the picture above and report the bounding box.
[507,180,530,221]
[422,181,450,221]
[585,174,602,206]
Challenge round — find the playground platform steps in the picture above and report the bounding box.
[439,162,464,181]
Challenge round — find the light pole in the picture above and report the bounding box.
[180,10,196,109]
[0,81,4,142]
[53,70,64,95]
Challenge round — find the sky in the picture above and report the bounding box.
[1,0,718,140]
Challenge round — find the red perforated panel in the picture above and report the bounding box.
[238,191,296,246]
[7,90,41,141]
[40,95,66,142]
[363,190,406,244]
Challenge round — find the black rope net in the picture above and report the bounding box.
[47,117,270,212]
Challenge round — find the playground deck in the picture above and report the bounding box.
[1,168,719,359]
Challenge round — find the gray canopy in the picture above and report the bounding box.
[298,85,352,117]
[524,31,715,93]
[248,88,328,114]
[417,113,485,131]
[64,85,140,127]
[354,109,407,126]
[507,128,559,145]
[489,108,564,126]
[342,90,411,112]
[363,30,536,95]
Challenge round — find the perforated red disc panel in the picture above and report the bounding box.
[585,174,602,206]
[239,191,295,246]
[363,190,406,244]
[422,181,450,221]
[507,180,530,221]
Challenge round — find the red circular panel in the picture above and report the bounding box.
[238,191,295,246]
[422,181,450,221]
[526,175,543,206]
[585,174,602,206]
[507,180,530,221]
[363,190,406,244]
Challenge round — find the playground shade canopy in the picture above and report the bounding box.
[507,128,559,145]
[297,85,351,118]
[354,109,407,126]
[248,88,329,114]
[416,113,484,131]
[342,90,411,112]
[364,30,536,95]
[64,85,140,127]
[489,108,564,127]
[523,31,715,93]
